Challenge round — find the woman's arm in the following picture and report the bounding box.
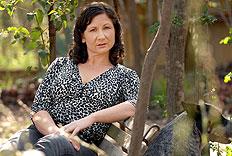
[32,110,60,135]
[91,101,135,123]
[64,101,135,137]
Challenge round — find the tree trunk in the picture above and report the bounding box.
[1,11,12,56]
[126,0,143,75]
[113,0,120,19]
[48,4,56,64]
[128,0,174,156]
[166,0,188,118]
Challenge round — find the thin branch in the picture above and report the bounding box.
[128,0,174,155]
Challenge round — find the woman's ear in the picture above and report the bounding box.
[82,34,86,43]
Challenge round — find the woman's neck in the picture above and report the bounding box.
[86,54,112,66]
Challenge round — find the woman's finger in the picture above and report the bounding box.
[63,123,75,133]
[69,137,80,151]
[71,127,80,138]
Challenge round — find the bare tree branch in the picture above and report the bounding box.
[128,0,174,155]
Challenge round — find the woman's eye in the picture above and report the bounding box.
[104,26,111,29]
[89,28,96,32]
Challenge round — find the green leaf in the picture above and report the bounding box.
[27,12,35,21]
[0,6,5,11]
[7,26,17,32]
[224,72,232,83]
[6,4,14,17]
[32,0,37,4]
[172,15,183,27]
[63,20,67,28]
[18,27,29,35]
[26,41,37,51]
[36,9,44,25]
[55,20,62,31]
[48,10,57,15]
[220,37,231,44]
[13,31,20,39]
[74,0,78,7]
[65,8,70,13]
[38,49,49,68]
[30,30,40,41]
[149,22,160,34]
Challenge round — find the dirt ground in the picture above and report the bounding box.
[0,100,31,145]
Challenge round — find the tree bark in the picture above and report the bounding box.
[48,4,56,64]
[128,0,174,156]
[126,0,143,75]
[113,0,120,19]
[166,0,188,117]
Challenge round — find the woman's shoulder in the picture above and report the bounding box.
[50,57,73,67]
[53,56,70,64]
[115,64,139,78]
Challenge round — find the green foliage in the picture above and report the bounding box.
[200,5,217,25]
[0,0,23,17]
[149,15,183,35]
[172,14,183,27]
[0,44,38,70]
[38,49,49,68]
[219,28,232,85]
[226,146,232,156]
[150,78,167,117]
[0,0,79,68]
[149,22,160,34]
[220,28,232,45]
[224,72,232,83]
[2,26,30,44]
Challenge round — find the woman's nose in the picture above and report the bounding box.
[97,30,106,39]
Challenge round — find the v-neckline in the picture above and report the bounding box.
[75,63,117,85]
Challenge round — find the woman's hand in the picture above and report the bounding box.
[63,115,95,150]
[64,115,95,136]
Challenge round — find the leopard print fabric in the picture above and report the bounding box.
[31,57,140,145]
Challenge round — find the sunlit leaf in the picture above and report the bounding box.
[6,4,14,17]
[63,20,67,28]
[220,37,231,44]
[32,0,37,4]
[36,9,44,25]
[224,72,232,83]
[18,27,29,36]
[7,27,17,32]
[48,9,57,15]
[0,6,5,11]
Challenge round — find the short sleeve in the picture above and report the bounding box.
[121,70,140,107]
[31,58,61,114]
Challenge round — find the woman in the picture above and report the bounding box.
[0,2,139,156]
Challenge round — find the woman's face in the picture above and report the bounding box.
[82,13,115,57]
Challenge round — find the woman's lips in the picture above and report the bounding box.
[97,43,107,47]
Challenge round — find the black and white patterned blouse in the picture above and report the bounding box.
[31,57,140,145]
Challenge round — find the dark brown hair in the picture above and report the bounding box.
[68,2,124,65]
